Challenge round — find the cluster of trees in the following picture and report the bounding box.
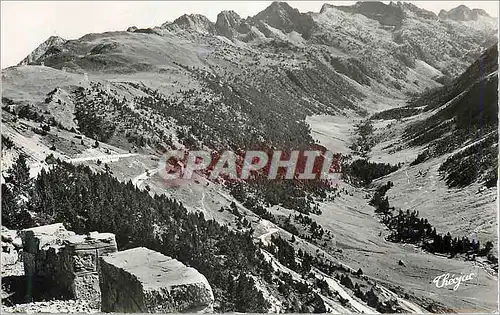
[294,213,325,240]
[274,271,326,312]
[349,120,375,158]
[2,156,272,312]
[370,106,421,120]
[267,234,330,276]
[370,181,496,261]
[2,135,14,150]
[266,235,300,272]
[228,180,324,216]
[386,209,495,258]
[73,83,173,148]
[328,57,372,86]
[2,100,65,131]
[438,132,498,188]
[369,181,393,213]
[73,85,120,142]
[2,155,347,312]
[2,155,34,229]
[229,181,329,243]
[409,150,429,166]
[343,159,400,186]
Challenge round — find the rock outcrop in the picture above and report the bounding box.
[99,247,214,313]
[21,223,117,308]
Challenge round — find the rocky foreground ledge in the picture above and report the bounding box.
[100,247,214,313]
[1,224,214,313]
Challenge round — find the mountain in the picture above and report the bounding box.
[252,1,315,39]
[439,5,492,21]
[2,1,498,313]
[18,36,67,66]
[167,14,217,34]
[215,11,244,39]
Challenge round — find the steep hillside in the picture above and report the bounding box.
[403,44,498,187]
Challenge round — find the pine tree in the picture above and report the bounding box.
[2,155,33,229]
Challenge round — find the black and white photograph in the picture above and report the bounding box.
[1,1,498,313]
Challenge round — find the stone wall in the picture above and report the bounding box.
[17,224,214,313]
[20,224,117,307]
[99,247,214,313]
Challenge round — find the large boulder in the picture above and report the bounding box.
[99,247,214,313]
[20,223,117,307]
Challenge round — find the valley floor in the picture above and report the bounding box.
[307,113,498,312]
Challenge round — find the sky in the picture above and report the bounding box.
[1,1,498,68]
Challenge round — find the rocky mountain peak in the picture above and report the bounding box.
[18,36,66,66]
[253,1,314,38]
[254,1,300,24]
[439,5,491,21]
[215,10,243,38]
[319,3,334,14]
[398,2,438,20]
[168,13,216,34]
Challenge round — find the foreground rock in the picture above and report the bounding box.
[99,247,214,313]
[2,299,98,313]
[1,226,24,277]
[21,223,117,307]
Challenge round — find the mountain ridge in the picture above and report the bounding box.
[16,2,497,68]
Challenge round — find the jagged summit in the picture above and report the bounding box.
[439,5,491,21]
[254,1,302,27]
[18,35,66,66]
[14,0,497,77]
[253,1,314,38]
[166,13,216,34]
[215,10,245,39]
[397,2,437,20]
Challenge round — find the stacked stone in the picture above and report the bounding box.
[21,224,117,307]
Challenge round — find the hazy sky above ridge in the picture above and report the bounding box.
[1,1,498,68]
